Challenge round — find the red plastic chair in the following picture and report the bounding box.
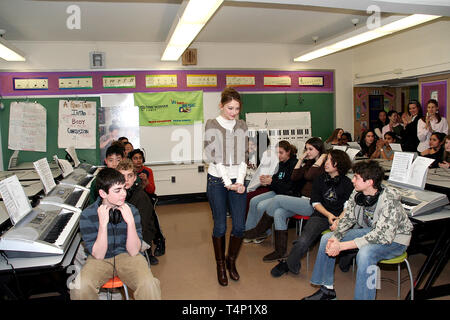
[101,276,130,300]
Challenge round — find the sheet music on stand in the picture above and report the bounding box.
[0,175,32,225]
[8,150,19,169]
[65,147,80,167]
[33,158,56,195]
[388,152,435,190]
[53,155,74,178]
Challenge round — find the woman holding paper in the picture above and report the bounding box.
[417,99,448,153]
[204,87,248,286]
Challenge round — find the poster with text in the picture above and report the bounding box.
[8,102,47,152]
[58,100,97,149]
[135,91,203,127]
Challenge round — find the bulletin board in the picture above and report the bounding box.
[0,97,101,170]
[240,92,335,141]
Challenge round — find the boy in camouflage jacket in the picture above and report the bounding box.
[303,160,413,300]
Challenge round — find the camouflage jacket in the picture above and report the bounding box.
[333,185,414,248]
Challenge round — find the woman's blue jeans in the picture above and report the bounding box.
[244,191,276,233]
[310,228,407,300]
[206,174,247,238]
[266,195,314,230]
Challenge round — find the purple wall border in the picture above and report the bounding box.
[421,80,447,118]
[0,69,334,96]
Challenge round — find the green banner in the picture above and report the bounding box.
[135,91,203,126]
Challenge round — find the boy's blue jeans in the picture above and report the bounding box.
[310,228,407,300]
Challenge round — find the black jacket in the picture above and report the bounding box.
[126,179,157,245]
[269,155,298,196]
[310,173,354,219]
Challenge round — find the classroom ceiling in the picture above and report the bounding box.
[0,0,449,45]
[0,0,448,86]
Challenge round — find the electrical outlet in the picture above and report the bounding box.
[198,165,204,173]
[171,176,176,183]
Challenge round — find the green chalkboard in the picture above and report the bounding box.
[0,97,101,169]
[240,92,335,141]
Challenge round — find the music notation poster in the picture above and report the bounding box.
[226,75,256,87]
[8,102,47,152]
[103,75,136,88]
[59,76,93,89]
[58,100,97,149]
[186,74,217,87]
[263,75,291,87]
[146,75,178,88]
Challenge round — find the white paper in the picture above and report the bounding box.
[0,175,32,225]
[346,148,360,161]
[58,100,97,149]
[8,102,46,152]
[390,143,402,152]
[389,152,435,189]
[389,152,414,184]
[8,150,19,169]
[65,147,81,167]
[333,145,347,152]
[409,156,435,188]
[54,155,74,178]
[33,158,56,195]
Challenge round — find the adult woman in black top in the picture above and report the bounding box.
[401,100,424,152]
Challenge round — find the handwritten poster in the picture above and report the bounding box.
[58,100,97,149]
[8,102,47,152]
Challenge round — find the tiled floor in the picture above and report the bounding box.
[150,201,450,300]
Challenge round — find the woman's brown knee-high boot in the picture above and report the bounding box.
[212,236,228,286]
[226,235,244,281]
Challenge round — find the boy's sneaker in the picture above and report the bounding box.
[270,260,289,277]
[302,286,337,300]
[243,234,268,244]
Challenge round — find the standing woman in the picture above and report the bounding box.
[204,87,248,286]
[417,99,448,153]
[401,100,423,152]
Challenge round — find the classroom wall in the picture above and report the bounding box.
[0,41,354,195]
[0,41,355,134]
[352,19,450,85]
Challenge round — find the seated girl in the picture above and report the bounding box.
[243,140,298,243]
[438,135,450,169]
[357,129,378,158]
[420,132,446,168]
[371,131,398,160]
[244,137,326,262]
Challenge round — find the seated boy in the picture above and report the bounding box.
[70,168,161,300]
[89,144,124,205]
[117,159,159,265]
[303,160,413,300]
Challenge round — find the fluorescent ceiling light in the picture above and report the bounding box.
[161,0,224,61]
[0,37,26,62]
[294,14,440,62]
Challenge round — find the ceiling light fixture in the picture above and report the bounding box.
[0,30,26,62]
[294,14,440,62]
[161,0,224,61]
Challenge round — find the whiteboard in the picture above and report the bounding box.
[139,92,221,164]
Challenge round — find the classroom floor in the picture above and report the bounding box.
[149,201,450,301]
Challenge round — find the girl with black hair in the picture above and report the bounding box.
[357,129,377,158]
[420,132,446,168]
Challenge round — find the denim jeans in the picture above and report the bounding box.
[244,191,276,232]
[310,228,407,300]
[266,195,314,230]
[206,174,247,238]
